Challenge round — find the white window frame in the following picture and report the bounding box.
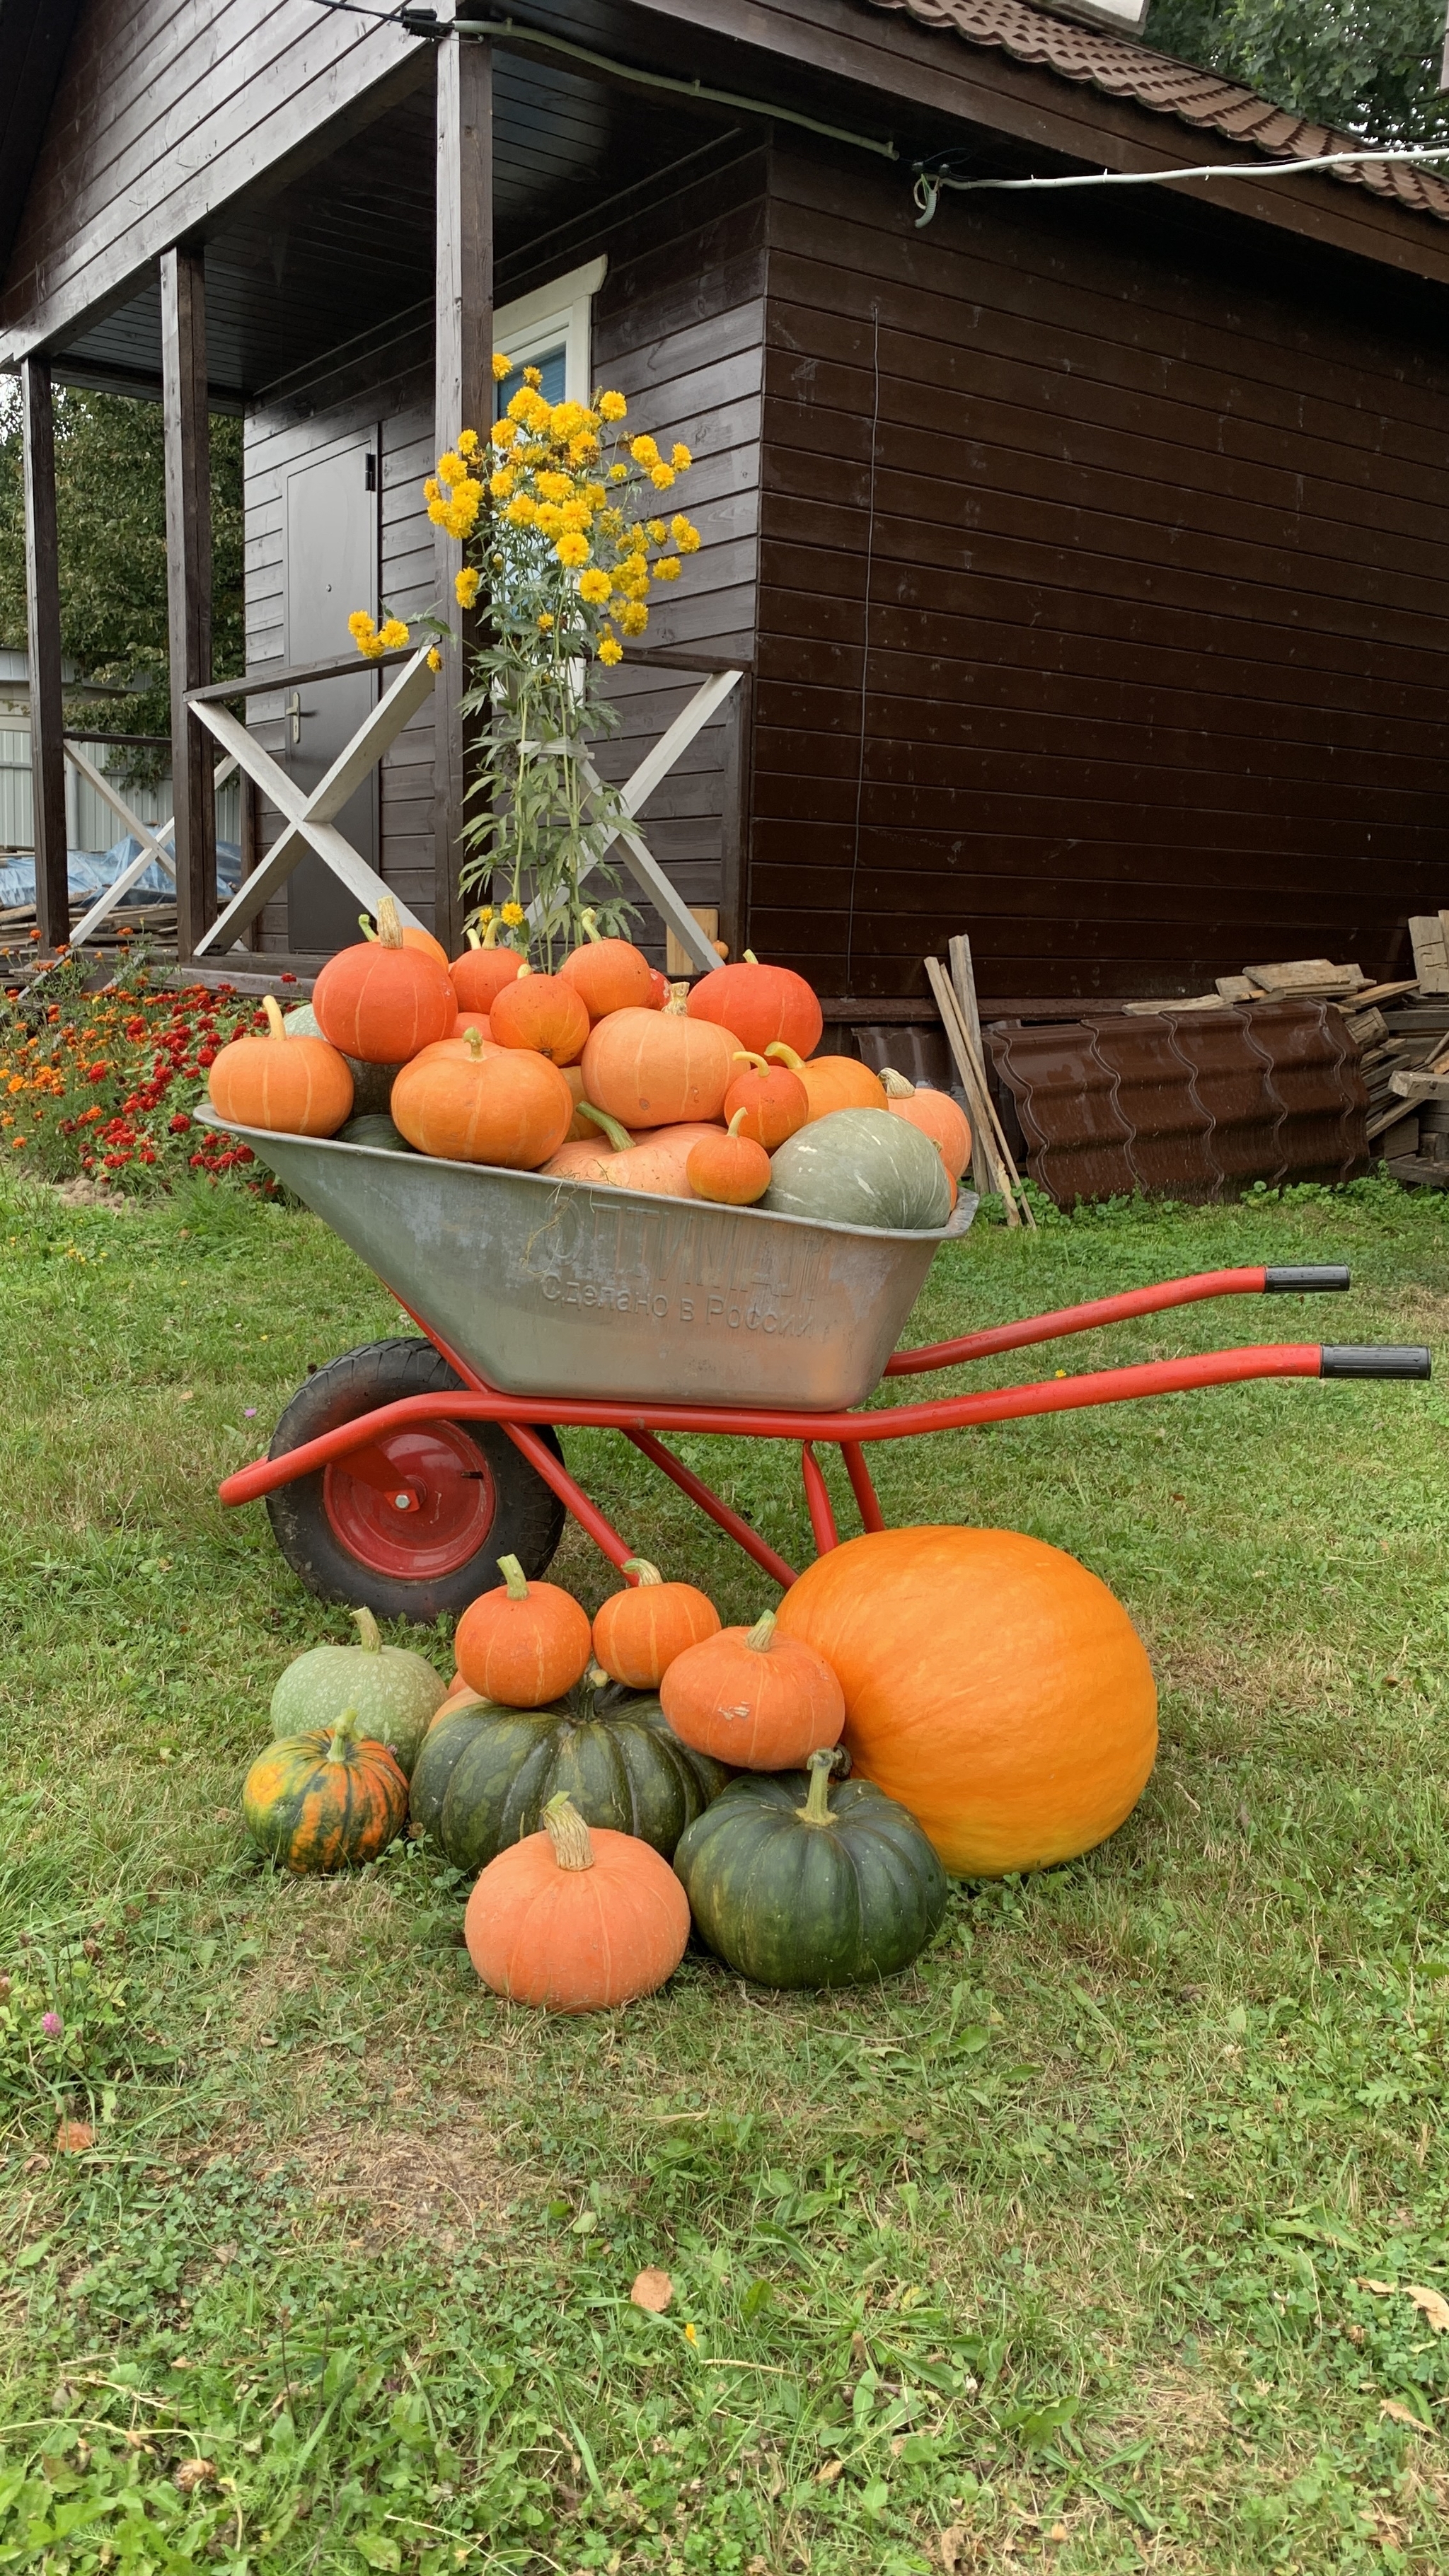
[494,257,608,407]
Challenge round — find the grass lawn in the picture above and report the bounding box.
[3,1168,1449,2575]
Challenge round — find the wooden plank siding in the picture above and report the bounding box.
[750,140,1449,1001]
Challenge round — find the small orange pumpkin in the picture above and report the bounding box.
[881,1069,972,1182]
[390,1029,571,1165]
[722,1050,809,1149]
[454,1009,494,1041]
[767,1045,887,1123]
[660,1609,845,1769]
[646,969,669,1010]
[450,927,526,1015]
[559,922,655,1020]
[686,950,822,1059]
[464,1793,691,2011]
[208,993,354,1135]
[490,969,590,1067]
[582,1003,739,1128]
[686,1111,771,1206]
[313,896,457,1064]
[592,1558,722,1689]
[454,1554,594,1706]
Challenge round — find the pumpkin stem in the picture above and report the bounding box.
[350,1607,382,1655]
[744,1608,777,1654]
[576,1101,633,1152]
[326,1708,362,1764]
[733,1049,768,1072]
[744,949,759,966]
[359,913,379,943]
[622,1557,663,1587]
[797,1750,836,1827]
[481,916,502,949]
[262,994,287,1040]
[879,1067,916,1099]
[465,1028,483,1059]
[765,1041,805,1071]
[664,982,690,1016]
[497,1554,530,1600]
[586,1660,611,1688]
[465,925,483,950]
[582,908,602,944]
[543,1794,596,1871]
[726,1109,749,1138]
[376,896,404,949]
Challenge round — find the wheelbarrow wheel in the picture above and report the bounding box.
[265,1337,566,1622]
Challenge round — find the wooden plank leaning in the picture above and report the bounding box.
[947,932,993,1203]
[925,954,1036,1229]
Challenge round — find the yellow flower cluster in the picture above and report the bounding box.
[347,610,411,662]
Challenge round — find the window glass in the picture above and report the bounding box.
[495,345,567,417]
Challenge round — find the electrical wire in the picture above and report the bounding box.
[913,140,1449,224]
[843,303,880,997]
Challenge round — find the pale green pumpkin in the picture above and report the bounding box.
[269,1607,447,1777]
[285,1004,398,1116]
[763,1107,952,1232]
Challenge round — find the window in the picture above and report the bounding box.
[492,257,608,417]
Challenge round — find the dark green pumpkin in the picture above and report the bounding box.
[409,1673,731,1871]
[338,1112,415,1153]
[673,1751,948,1987]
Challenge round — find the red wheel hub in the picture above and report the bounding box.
[323,1423,496,1579]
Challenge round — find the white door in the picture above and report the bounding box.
[284,432,379,953]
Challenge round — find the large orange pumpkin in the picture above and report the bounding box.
[768,1046,887,1123]
[490,970,590,1067]
[464,1794,691,2011]
[687,952,822,1059]
[775,1527,1158,1876]
[208,994,354,1135]
[661,1609,844,1770]
[390,1029,571,1165]
[582,1004,739,1127]
[881,1070,972,1182]
[313,896,457,1064]
[450,931,526,1015]
[559,928,654,1020]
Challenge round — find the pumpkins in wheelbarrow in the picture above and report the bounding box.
[390,1029,572,1165]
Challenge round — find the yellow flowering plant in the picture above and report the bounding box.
[351,362,700,964]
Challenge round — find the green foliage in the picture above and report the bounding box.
[1145,0,1449,144]
[0,386,243,782]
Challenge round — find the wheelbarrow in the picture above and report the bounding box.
[202,1112,1433,1619]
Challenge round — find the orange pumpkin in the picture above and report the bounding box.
[686,950,822,1059]
[362,908,449,968]
[661,1609,845,1770]
[464,1794,691,2011]
[646,969,669,1010]
[562,1064,595,1140]
[390,1029,572,1165]
[490,970,590,1067]
[686,1111,771,1206]
[592,1558,722,1689]
[314,896,457,1064]
[722,1050,808,1149]
[582,1003,739,1127]
[454,1009,494,1041]
[454,1554,594,1706]
[774,1526,1158,1877]
[560,926,654,1020]
[541,1105,695,1196]
[208,993,354,1136]
[767,1045,887,1123]
[881,1069,972,1182]
[450,930,526,1015]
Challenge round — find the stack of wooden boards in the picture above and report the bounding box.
[1361,920,1449,1186]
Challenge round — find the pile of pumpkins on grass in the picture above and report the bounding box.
[243,1527,1160,2011]
[205,899,971,1228]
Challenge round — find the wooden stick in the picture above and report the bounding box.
[929,958,1036,1228]
[947,932,993,1202]
[926,956,1036,1227]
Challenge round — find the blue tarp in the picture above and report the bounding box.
[0,834,242,912]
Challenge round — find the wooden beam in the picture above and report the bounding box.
[161,243,215,959]
[21,358,68,950]
[433,30,492,958]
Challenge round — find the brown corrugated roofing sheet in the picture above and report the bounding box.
[865,0,1449,224]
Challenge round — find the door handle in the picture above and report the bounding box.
[287,692,320,746]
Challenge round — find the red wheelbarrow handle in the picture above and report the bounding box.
[884,1263,1353,1374]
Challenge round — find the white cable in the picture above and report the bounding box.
[913,141,1449,223]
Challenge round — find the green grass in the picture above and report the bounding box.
[4,1169,1449,2574]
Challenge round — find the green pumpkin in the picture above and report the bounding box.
[763,1108,951,1232]
[243,1709,408,1873]
[270,1607,446,1778]
[674,1751,948,1988]
[285,1003,398,1116]
[410,1670,730,1870]
[338,1113,415,1153]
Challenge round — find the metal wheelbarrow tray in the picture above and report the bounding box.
[203,1111,1433,1619]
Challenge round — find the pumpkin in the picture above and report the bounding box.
[390,1031,572,1165]
[881,1068,972,1182]
[774,1525,1158,1876]
[313,896,457,1064]
[209,993,353,1136]
[464,1794,691,2011]
[562,1064,594,1140]
[582,1003,739,1127]
[454,1553,593,1705]
[490,969,590,1067]
[763,1107,952,1232]
[686,1111,771,1206]
[454,1010,493,1040]
[269,1605,446,1779]
[722,1050,808,1149]
[687,951,822,1060]
[538,1105,691,1196]
[646,969,670,1010]
[285,1004,397,1116]
[767,1045,887,1123]
[242,1709,408,1873]
[661,1607,844,1769]
[560,921,655,1019]
[450,930,526,1015]
[674,1750,947,1988]
[593,1559,722,1690]
[338,1112,415,1153]
[410,1668,729,1868]
[362,908,448,967]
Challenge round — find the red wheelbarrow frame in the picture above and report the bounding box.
[218,1261,1430,1592]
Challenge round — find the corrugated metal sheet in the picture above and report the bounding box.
[866,0,1449,225]
[985,1001,1368,1206]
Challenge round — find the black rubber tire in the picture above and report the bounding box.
[265,1337,565,1622]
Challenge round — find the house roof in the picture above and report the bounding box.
[865,0,1449,225]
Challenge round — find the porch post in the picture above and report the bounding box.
[21,358,69,949]
[434,28,492,957]
[161,243,215,957]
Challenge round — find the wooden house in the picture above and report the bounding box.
[5,0,1449,1027]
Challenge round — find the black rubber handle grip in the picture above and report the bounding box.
[1320,1345,1431,1380]
[1264,1265,1351,1293]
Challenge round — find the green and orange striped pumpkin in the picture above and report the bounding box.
[242,1709,407,1872]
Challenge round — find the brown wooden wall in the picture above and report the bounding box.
[751,141,1449,1004]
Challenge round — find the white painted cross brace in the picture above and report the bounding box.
[0,711,238,949]
[190,646,439,954]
